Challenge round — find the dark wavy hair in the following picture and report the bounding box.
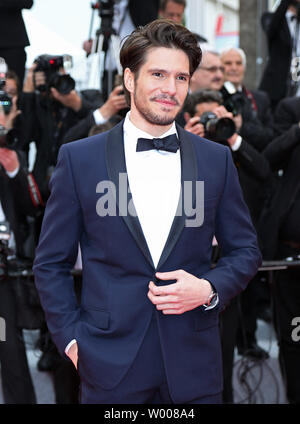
[119,19,202,104]
[183,89,223,116]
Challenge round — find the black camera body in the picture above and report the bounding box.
[220,89,245,117]
[34,54,75,95]
[0,89,12,116]
[199,111,236,142]
[220,82,246,117]
[0,59,12,115]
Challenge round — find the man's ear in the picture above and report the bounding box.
[123,68,134,95]
[184,112,191,123]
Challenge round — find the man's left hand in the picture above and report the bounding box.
[0,148,20,173]
[147,269,213,314]
[50,88,82,112]
[0,96,21,131]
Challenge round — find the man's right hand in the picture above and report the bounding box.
[0,96,21,131]
[0,148,20,174]
[99,85,128,120]
[83,39,93,55]
[184,116,205,137]
[23,64,38,93]
[66,341,78,370]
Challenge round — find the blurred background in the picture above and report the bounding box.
[22,0,278,90]
[1,0,299,406]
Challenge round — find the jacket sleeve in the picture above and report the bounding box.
[63,111,96,144]
[239,105,273,152]
[201,147,262,310]
[33,144,82,356]
[233,139,271,181]
[7,150,42,216]
[0,0,33,10]
[263,98,300,170]
[263,0,290,41]
[263,124,300,170]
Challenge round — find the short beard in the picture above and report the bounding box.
[133,91,180,126]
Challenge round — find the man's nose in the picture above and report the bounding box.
[162,77,177,95]
[216,68,224,79]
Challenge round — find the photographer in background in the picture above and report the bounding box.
[22,55,98,202]
[21,55,100,404]
[260,0,300,110]
[63,82,127,143]
[176,49,224,129]
[0,90,41,404]
[159,0,185,23]
[259,95,300,404]
[0,59,36,155]
[83,0,160,100]
[0,0,33,86]
[220,47,275,152]
[189,50,225,94]
[183,89,271,403]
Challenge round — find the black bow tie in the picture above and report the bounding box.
[136,134,179,153]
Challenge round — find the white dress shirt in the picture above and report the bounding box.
[123,112,181,268]
[286,10,300,56]
[65,112,182,354]
[105,0,135,72]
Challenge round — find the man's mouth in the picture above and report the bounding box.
[152,96,179,107]
[155,99,177,106]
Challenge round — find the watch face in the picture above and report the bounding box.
[203,292,219,310]
[209,293,218,307]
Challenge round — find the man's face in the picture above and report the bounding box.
[194,102,220,117]
[159,1,185,23]
[124,47,190,131]
[190,52,224,92]
[221,50,245,87]
[4,78,18,97]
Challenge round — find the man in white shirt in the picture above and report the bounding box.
[33,19,261,404]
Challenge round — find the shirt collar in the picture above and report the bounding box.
[123,111,178,145]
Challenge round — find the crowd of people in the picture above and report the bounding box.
[0,0,299,405]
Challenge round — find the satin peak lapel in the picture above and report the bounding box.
[156,124,198,270]
[105,121,155,269]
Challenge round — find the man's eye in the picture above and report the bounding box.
[153,72,163,77]
[178,75,187,81]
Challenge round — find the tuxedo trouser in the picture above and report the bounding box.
[79,312,222,404]
[0,279,36,404]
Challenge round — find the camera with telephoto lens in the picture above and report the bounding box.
[0,58,12,115]
[222,92,245,117]
[34,54,75,95]
[199,111,236,143]
[221,81,245,117]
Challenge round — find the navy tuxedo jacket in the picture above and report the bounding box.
[33,121,261,402]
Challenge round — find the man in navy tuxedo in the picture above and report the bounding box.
[33,20,261,404]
